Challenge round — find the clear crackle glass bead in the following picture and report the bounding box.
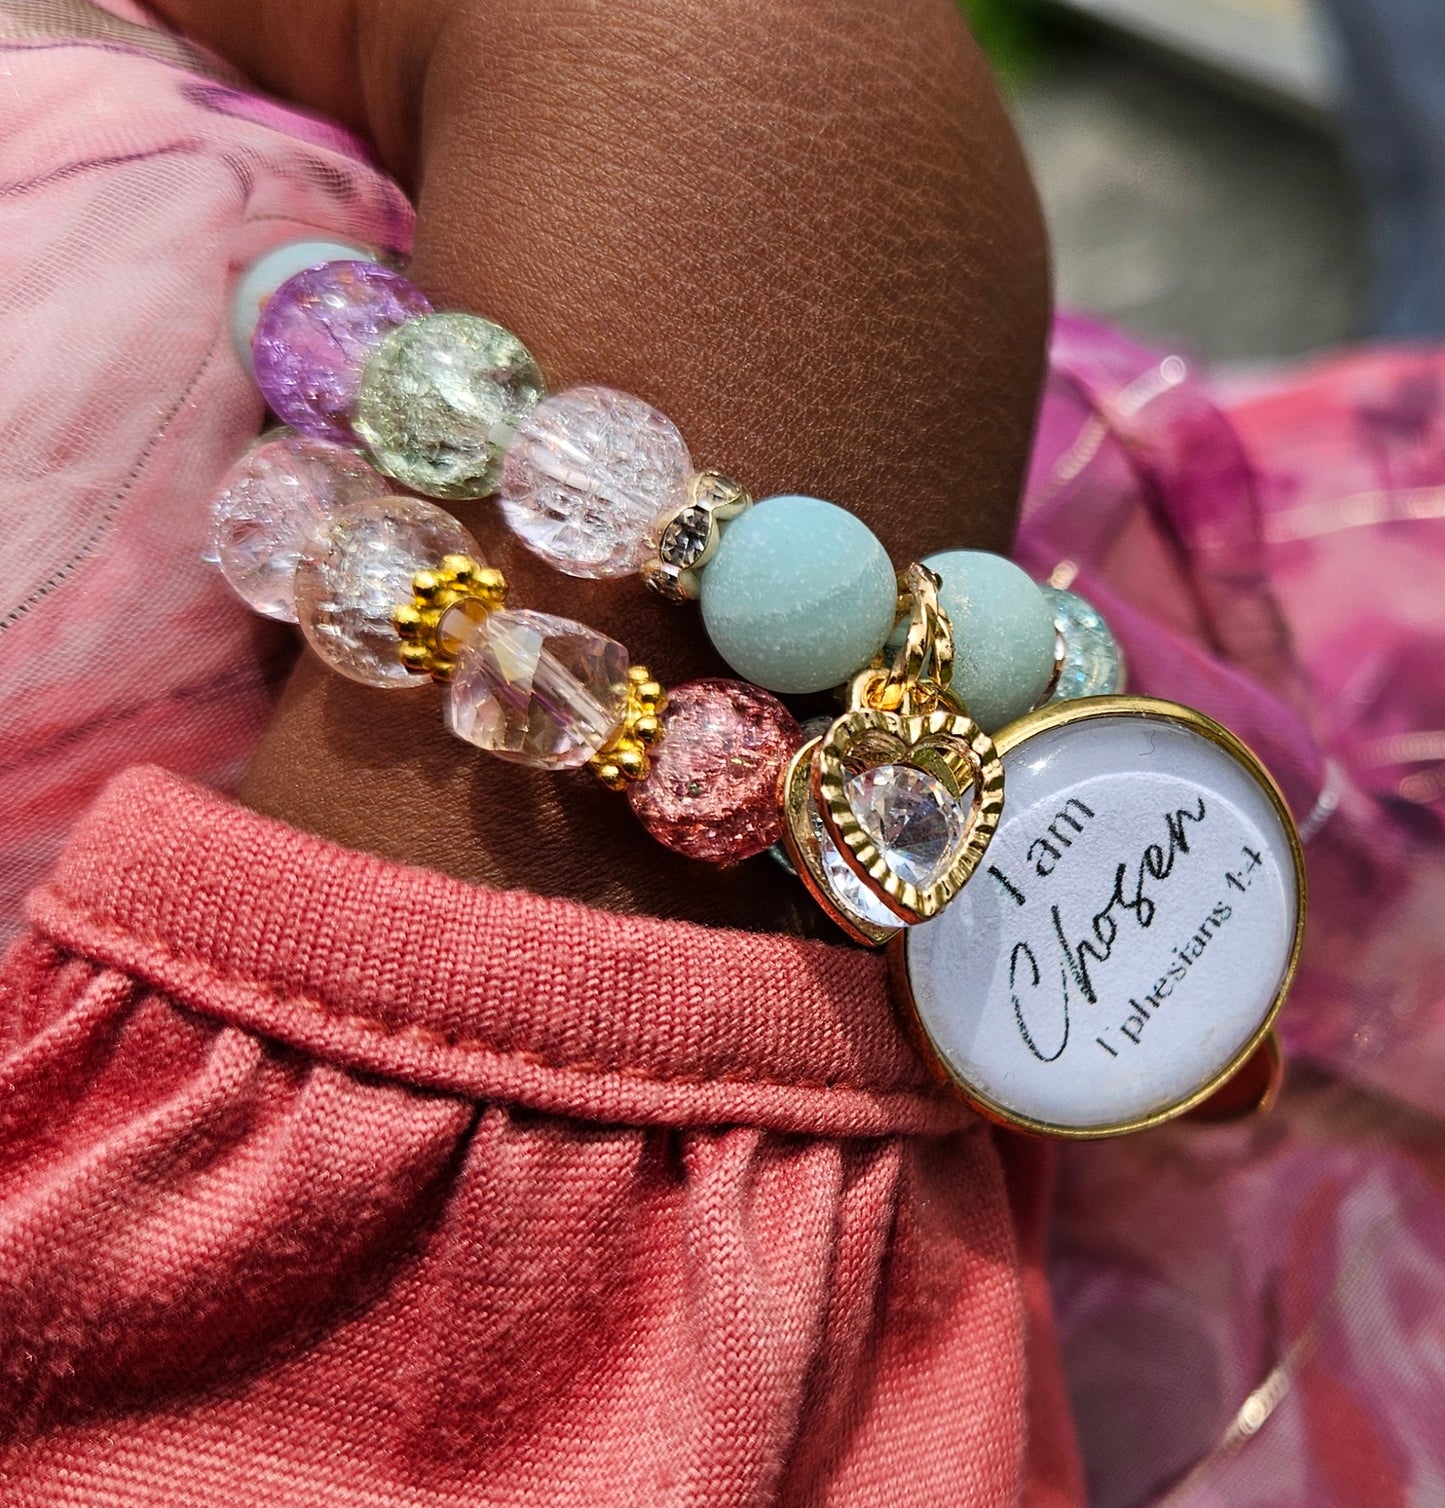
[629,680,801,862]
[210,430,392,621]
[818,764,966,927]
[446,609,630,767]
[252,262,432,442]
[354,313,545,499]
[498,385,691,578]
[294,496,481,687]
[1043,585,1126,701]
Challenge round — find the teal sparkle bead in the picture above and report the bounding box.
[917,550,1057,732]
[699,495,896,695]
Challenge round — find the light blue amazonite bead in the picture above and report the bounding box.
[920,549,1057,732]
[700,495,897,695]
[231,240,377,372]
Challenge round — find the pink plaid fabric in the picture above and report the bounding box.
[0,0,411,953]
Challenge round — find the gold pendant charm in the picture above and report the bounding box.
[778,564,1005,944]
[892,696,1307,1138]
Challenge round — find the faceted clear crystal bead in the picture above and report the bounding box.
[629,680,801,862]
[210,430,390,621]
[446,609,630,767]
[818,764,966,927]
[498,385,690,578]
[354,313,545,499]
[294,496,481,687]
[1043,586,1126,701]
[252,262,432,441]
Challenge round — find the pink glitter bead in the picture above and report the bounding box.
[629,679,802,863]
[252,261,432,441]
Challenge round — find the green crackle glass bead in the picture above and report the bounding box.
[354,313,545,500]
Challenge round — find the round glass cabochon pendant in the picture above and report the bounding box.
[895,697,1306,1137]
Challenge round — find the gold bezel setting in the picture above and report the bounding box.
[775,561,1009,941]
[778,737,900,947]
[889,694,1309,1140]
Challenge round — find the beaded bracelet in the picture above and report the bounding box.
[210,241,1305,1138]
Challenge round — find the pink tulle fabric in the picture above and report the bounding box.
[1027,327,1445,1505]
[0,1,1443,1503]
[0,0,412,951]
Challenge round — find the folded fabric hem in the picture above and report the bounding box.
[26,767,978,1138]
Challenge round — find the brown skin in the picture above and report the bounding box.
[154,0,1050,935]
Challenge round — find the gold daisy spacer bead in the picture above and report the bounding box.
[614,742,649,783]
[440,552,482,586]
[589,662,668,787]
[592,760,628,792]
[392,554,506,683]
[412,568,444,602]
[393,602,428,639]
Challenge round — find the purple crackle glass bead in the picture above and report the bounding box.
[252,261,432,441]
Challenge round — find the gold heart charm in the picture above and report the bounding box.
[813,704,1005,924]
[776,563,1006,945]
[779,735,898,947]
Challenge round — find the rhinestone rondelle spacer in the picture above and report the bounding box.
[392,554,507,682]
[641,470,751,602]
[590,664,669,790]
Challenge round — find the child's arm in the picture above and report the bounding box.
[151,0,1050,932]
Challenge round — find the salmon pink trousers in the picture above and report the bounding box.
[0,767,1082,1505]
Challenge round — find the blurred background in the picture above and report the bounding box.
[963,0,1445,363]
